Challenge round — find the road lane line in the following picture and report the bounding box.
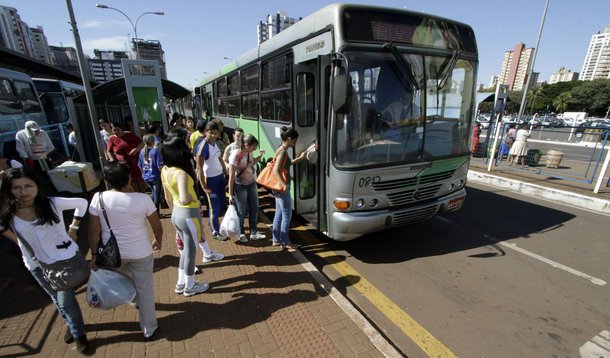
[310,247,457,358]
[498,242,607,286]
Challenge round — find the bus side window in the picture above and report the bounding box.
[296,72,315,127]
[0,79,21,115]
[13,80,42,114]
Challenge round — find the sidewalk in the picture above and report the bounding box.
[1,164,608,358]
[468,160,610,215]
[0,203,396,357]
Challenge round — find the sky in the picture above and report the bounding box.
[3,0,610,89]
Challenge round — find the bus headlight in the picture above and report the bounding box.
[369,199,378,207]
[334,199,350,211]
[355,199,365,209]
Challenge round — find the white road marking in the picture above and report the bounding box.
[498,241,607,286]
[580,330,610,358]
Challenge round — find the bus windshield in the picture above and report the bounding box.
[334,50,475,168]
[39,92,69,124]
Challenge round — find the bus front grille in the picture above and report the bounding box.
[372,177,418,190]
[386,184,442,206]
[392,204,439,225]
[372,170,455,191]
[419,170,455,184]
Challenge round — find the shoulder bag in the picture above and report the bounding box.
[256,148,288,191]
[11,221,89,291]
[95,192,122,268]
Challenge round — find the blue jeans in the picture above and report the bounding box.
[145,178,162,211]
[272,186,291,245]
[205,174,225,234]
[234,182,261,235]
[30,267,86,338]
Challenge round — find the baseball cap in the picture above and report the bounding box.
[25,121,40,131]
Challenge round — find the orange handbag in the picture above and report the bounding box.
[256,149,288,191]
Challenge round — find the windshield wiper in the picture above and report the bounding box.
[437,50,460,89]
[382,43,420,91]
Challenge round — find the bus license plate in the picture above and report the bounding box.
[446,197,464,210]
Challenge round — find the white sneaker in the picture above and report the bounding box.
[183,282,209,297]
[175,283,185,294]
[250,232,266,240]
[202,252,224,263]
[239,234,248,243]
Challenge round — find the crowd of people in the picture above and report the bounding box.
[0,114,310,354]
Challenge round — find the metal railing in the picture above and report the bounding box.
[472,124,610,189]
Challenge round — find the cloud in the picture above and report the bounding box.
[82,36,130,52]
[80,20,106,29]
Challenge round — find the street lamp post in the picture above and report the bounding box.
[95,4,164,59]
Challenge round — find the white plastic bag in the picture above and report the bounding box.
[86,269,136,309]
[219,205,240,240]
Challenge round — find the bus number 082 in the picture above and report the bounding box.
[358,176,381,187]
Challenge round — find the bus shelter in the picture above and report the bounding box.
[73,74,189,165]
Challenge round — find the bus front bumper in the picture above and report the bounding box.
[330,189,466,241]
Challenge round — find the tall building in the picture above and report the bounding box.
[49,45,80,74]
[498,43,535,91]
[579,25,610,81]
[88,50,129,83]
[549,67,579,84]
[257,11,300,45]
[29,26,51,64]
[488,75,498,89]
[132,39,167,79]
[0,5,33,56]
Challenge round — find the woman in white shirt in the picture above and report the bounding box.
[508,123,530,166]
[88,162,163,339]
[0,167,89,353]
[227,134,266,242]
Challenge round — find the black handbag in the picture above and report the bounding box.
[95,192,121,268]
[11,221,89,291]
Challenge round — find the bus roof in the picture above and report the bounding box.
[0,67,35,82]
[32,78,84,92]
[203,3,476,83]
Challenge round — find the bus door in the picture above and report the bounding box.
[292,60,319,219]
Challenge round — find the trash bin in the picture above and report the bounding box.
[524,149,541,166]
[545,150,564,168]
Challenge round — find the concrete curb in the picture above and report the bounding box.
[468,170,610,216]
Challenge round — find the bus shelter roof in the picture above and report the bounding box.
[73,77,190,105]
[476,92,512,107]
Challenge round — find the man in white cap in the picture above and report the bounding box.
[15,121,55,170]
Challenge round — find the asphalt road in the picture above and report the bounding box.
[292,182,610,357]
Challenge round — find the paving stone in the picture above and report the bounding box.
[0,209,386,358]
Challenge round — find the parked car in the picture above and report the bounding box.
[476,115,490,129]
[574,119,610,139]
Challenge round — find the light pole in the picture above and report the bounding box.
[65,0,106,177]
[516,0,550,123]
[95,4,164,59]
[223,57,233,61]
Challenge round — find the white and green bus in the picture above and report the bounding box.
[201,4,478,240]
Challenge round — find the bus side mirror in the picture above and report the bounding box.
[333,74,352,114]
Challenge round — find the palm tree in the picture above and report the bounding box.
[553,92,571,113]
[527,87,543,113]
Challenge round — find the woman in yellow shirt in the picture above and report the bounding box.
[160,137,223,297]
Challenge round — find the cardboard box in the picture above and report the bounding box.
[49,161,100,193]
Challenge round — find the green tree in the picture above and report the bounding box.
[553,92,571,113]
[569,79,610,116]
